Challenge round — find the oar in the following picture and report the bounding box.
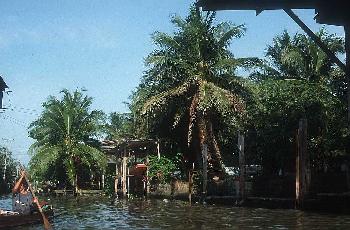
[21,169,53,230]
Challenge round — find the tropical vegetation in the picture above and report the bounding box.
[0,146,19,194]
[20,5,348,197]
[28,89,107,191]
[246,29,346,176]
[130,7,252,178]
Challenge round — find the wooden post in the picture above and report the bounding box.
[238,132,245,201]
[114,163,118,194]
[127,167,130,197]
[157,140,160,160]
[122,147,127,197]
[296,119,310,209]
[146,155,150,195]
[202,144,208,202]
[75,174,78,195]
[102,173,105,189]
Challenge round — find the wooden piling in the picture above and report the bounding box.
[122,147,127,196]
[238,132,245,201]
[296,119,310,209]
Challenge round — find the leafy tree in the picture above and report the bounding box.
[104,112,135,141]
[247,29,346,175]
[0,146,19,194]
[28,89,107,190]
[247,80,342,174]
[148,154,180,184]
[132,7,252,175]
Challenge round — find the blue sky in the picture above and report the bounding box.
[0,0,345,164]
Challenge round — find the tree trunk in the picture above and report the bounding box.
[198,116,208,200]
[207,121,223,173]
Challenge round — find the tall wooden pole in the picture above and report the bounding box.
[238,132,245,201]
[114,163,118,194]
[157,140,161,160]
[146,155,150,195]
[122,147,127,196]
[296,119,310,209]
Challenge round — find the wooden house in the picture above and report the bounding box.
[101,139,160,197]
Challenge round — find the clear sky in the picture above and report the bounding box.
[0,0,345,165]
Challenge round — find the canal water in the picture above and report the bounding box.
[1,195,350,229]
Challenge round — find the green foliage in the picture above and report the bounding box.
[28,89,107,188]
[148,154,180,184]
[251,29,344,82]
[104,112,135,140]
[0,146,19,194]
[247,79,343,172]
[130,5,254,172]
[245,28,346,174]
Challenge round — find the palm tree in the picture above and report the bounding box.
[133,7,249,175]
[252,29,344,83]
[28,89,106,191]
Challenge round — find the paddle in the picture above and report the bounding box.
[21,168,53,230]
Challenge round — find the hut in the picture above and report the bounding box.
[101,139,159,197]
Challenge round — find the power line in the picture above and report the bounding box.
[0,113,28,128]
[6,103,41,116]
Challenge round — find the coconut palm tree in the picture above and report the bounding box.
[28,89,106,191]
[252,29,344,83]
[134,7,250,174]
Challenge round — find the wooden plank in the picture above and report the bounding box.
[198,0,350,26]
[238,132,245,201]
[315,8,350,26]
[77,189,103,194]
[296,119,310,209]
[197,0,317,11]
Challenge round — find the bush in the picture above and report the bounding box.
[148,154,180,185]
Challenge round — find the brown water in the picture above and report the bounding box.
[1,195,350,229]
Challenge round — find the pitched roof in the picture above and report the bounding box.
[0,76,8,91]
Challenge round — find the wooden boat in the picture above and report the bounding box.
[0,208,54,229]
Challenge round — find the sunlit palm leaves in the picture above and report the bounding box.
[256,29,345,82]
[134,7,249,172]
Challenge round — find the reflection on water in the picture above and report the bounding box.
[1,195,350,229]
